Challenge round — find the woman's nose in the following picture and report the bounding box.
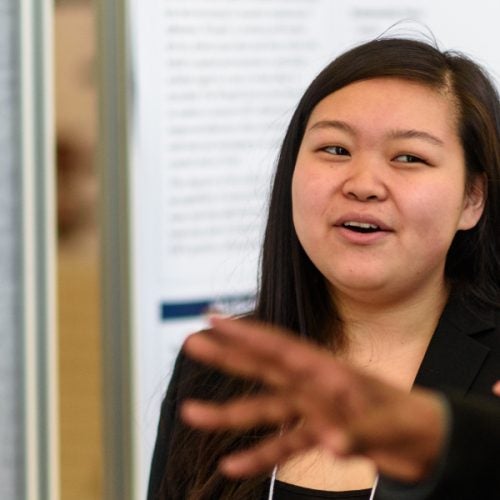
[341,159,388,202]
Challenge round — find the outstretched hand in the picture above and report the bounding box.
[181,316,446,483]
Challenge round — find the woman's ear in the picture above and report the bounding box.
[458,173,486,230]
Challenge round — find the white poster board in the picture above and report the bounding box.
[101,1,500,498]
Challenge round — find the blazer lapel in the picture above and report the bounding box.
[414,299,495,396]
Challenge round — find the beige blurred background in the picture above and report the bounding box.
[55,0,103,498]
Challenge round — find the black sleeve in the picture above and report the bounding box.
[147,351,186,500]
[428,393,500,499]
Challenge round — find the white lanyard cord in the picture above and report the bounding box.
[369,475,379,500]
[268,466,379,500]
[267,465,278,500]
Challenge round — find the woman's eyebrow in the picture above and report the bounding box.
[307,119,355,135]
[387,129,445,146]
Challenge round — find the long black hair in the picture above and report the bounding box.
[160,37,500,499]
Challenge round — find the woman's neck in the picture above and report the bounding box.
[333,282,449,380]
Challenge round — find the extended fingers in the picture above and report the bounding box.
[183,331,274,383]
[184,319,332,389]
[208,315,295,352]
[207,316,343,386]
[208,316,324,372]
[218,426,316,478]
[181,394,296,431]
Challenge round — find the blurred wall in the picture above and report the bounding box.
[55,0,103,498]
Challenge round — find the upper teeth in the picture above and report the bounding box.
[343,221,379,229]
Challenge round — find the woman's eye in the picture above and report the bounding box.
[323,145,350,156]
[394,154,426,164]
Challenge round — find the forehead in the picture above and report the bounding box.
[305,77,460,140]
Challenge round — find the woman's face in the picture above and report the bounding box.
[292,77,484,304]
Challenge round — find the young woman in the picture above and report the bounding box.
[147,37,500,500]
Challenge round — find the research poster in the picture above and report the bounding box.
[127,1,500,495]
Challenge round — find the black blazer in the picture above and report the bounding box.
[376,299,500,500]
[148,298,500,500]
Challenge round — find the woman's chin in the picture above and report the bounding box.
[328,269,390,291]
[327,272,407,304]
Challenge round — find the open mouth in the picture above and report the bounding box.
[342,221,381,234]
